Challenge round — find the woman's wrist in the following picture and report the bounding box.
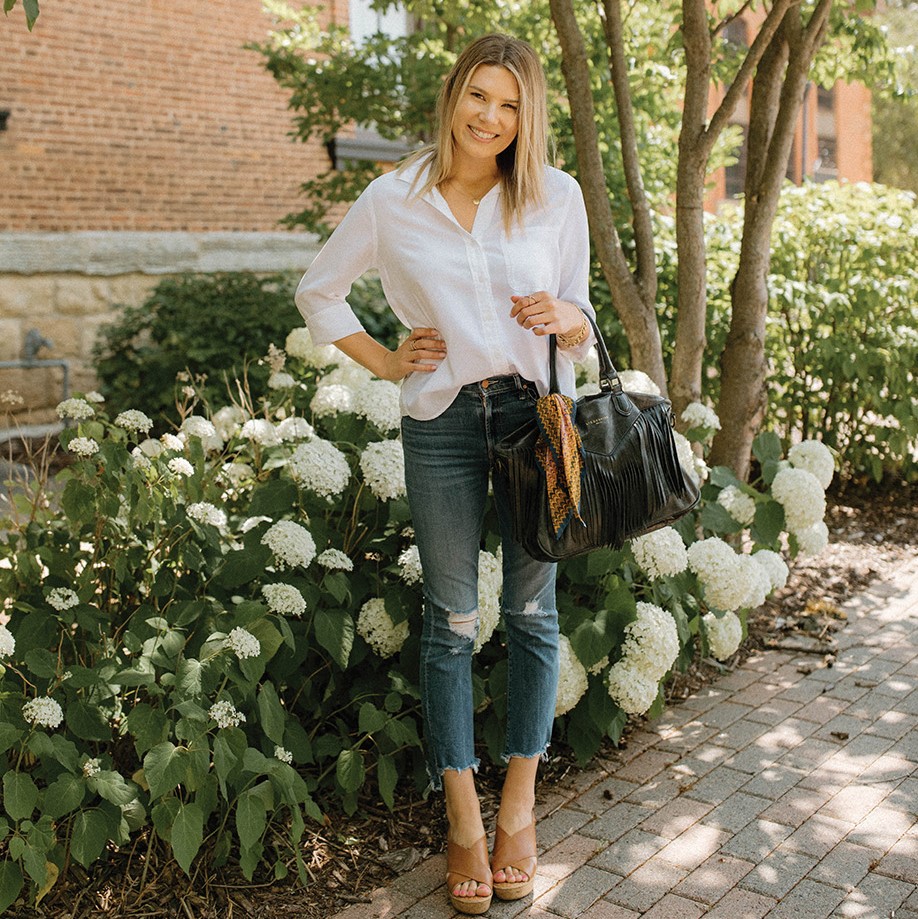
[557,313,589,349]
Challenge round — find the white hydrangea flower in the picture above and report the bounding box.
[285,327,340,368]
[187,502,227,529]
[310,383,356,417]
[82,757,102,778]
[607,660,660,715]
[114,409,154,434]
[131,448,152,471]
[621,602,679,681]
[268,371,298,390]
[138,438,164,458]
[317,548,354,571]
[618,370,661,396]
[168,457,195,478]
[687,537,748,612]
[474,549,502,654]
[0,624,15,660]
[555,634,589,717]
[261,520,317,569]
[209,700,246,729]
[796,520,829,557]
[180,415,222,451]
[262,583,307,618]
[287,439,350,498]
[274,746,293,764]
[359,440,406,501]
[68,437,99,458]
[85,391,105,403]
[319,362,373,390]
[681,402,722,432]
[22,696,64,729]
[588,655,610,676]
[227,627,261,660]
[56,398,95,421]
[703,611,744,661]
[398,545,423,586]
[737,554,771,610]
[240,418,283,447]
[276,417,314,442]
[354,379,402,433]
[771,467,826,533]
[357,598,409,659]
[788,440,835,490]
[219,462,255,487]
[717,485,756,526]
[673,431,708,486]
[629,527,688,580]
[160,432,185,451]
[212,405,246,441]
[47,587,80,611]
[752,549,789,592]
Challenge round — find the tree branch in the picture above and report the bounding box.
[600,0,657,304]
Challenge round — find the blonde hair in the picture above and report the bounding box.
[401,33,551,232]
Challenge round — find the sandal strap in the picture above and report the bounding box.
[491,822,537,873]
[447,836,492,889]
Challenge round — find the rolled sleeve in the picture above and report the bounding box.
[557,179,596,363]
[294,183,379,345]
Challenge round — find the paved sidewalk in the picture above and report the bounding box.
[333,556,918,919]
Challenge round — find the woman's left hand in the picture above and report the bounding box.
[510,292,583,338]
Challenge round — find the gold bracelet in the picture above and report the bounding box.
[557,315,589,348]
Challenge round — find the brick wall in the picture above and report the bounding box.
[0,0,348,231]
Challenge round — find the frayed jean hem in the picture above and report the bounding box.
[427,758,481,793]
[500,742,551,766]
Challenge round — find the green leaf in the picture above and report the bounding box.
[752,431,782,464]
[23,648,58,679]
[257,683,286,746]
[176,658,204,698]
[358,702,387,736]
[3,773,38,821]
[21,844,46,886]
[751,500,785,547]
[151,797,181,842]
[569,609,615,671]
[66,700,111,742]
[335,749,365,793]
[213,729,247,795]
[708,465,744,489]
[0,724,23,756]
[0,860,23,914]
[127,704,169,757]
[214,547,272,588]
[23,0,39,29]
[171,802,204,876]
[314,608,354,670]
[43,774,85,819]
[89,771,138,807]
[236,790,268,852]
[61,479,97,527]
[699,502,744,535]
[144,743,187,799]
[377,754,397,811]
[248,479,300,518]
[70,810,110,867]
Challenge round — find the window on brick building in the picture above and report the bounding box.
[722,17,750,199]
[330,0,415,167]
[813,85,838,183]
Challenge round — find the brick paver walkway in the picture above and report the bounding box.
[333,556,918,919]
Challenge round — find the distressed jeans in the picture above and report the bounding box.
[401,374,560,791]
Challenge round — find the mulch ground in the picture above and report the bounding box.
[5,468,918,918]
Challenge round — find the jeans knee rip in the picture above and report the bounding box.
[508,600,554,616]
[446,607,479,643]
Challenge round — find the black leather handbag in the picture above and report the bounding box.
[493,316,700,562]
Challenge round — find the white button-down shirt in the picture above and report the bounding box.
[294,160,595,420]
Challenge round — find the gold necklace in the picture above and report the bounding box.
[447,179,495,206]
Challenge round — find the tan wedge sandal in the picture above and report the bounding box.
[490,820,537,901]
[446,835,493,915]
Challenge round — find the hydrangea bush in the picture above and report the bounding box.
[0,334,834,907]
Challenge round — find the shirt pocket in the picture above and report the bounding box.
[501,226,560,295]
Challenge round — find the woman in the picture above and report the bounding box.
[295,33,595,914]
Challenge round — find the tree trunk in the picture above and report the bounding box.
[710,0,834,478]
[549,0,666,389]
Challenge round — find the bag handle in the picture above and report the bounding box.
[549,313,623,395]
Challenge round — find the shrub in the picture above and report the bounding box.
[0,338,832,907]
[91,273,401,430]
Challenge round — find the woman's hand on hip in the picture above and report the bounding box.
[510,292,583,338]
[381,328,447,381]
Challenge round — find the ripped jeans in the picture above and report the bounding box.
[401,375,560,791]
